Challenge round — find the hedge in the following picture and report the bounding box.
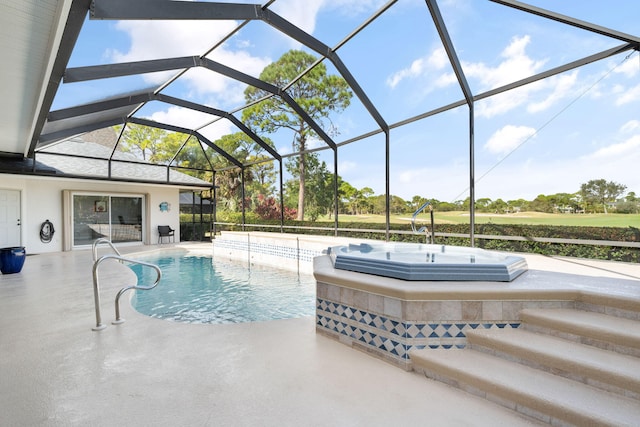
[206,219,640,262]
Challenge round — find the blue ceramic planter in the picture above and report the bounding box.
[0,247,26,274]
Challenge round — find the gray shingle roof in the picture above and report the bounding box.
[36,134,211,187]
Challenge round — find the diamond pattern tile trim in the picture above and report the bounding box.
[317,298,521,362]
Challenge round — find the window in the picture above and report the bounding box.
[72,194,144,247]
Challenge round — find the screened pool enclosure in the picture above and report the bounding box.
[10,0,640,243]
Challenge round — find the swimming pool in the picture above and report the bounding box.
[129,252,316,324]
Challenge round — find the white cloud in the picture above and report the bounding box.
[353,116,640,201]
[527,71,578,113]
[392,163,469,201]
[270,0,324,34]
[278,144,293,156]
[428,47,450,69]
[338,160,358,173]
[615,83,640,106]
[111,20,237,63]
[475,86,531,118]
[210,49,271,78]
[109,19,271,104]
[613,55,640,78]
[386,58,426,89]
[464,36,547,90]
[477,133,640,200]
[466,35,553,118]
[468,36,592,118]
[387,140,640,202]
[386,47,451,89]
[197,120,235,143]
[582,134,640,160]
[435,72,458,88]
[307,137,327,150]
[384,118,640,201]
[572,116,640,188]
[193,48,272,105]
[484,125,536,155]
[621,120,640,134]
[178,68,233,98]
[271,0,386,47]
[148,106,213,130]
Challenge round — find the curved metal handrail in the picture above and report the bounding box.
[91,240,162,331]
[92,237,122,262]
[112,256,162,325]
[411,200,435,244]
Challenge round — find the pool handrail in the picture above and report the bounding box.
[411,200,435,244]
[91,239,162,331]
[92,237,122,262]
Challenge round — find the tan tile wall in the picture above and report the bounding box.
[317,281,576,369]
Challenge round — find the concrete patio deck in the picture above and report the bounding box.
[2,243,639,426]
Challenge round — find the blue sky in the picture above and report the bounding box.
[55,0,640,203]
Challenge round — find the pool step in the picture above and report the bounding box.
[410,308,640,425]
[519,308,640,357]
[466,328,640,399]
[410,349,640,426]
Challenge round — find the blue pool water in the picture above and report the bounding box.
[129,253,316,324]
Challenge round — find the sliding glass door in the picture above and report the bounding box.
[72,194,144,247]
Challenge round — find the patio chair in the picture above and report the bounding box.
[158,225,175,244]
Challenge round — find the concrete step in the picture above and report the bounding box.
[520,308,640,356]
[466,327,640,399]
[410,348,640,427]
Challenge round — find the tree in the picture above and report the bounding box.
[170,134,214,184]
[626,191,637,203]
[529,194,554,213]
[409,195,429,213]
[475,198,492,212]
[389,195,408,214]
[358,187,375,214]
[212,133,274,212]
[458,197,471,211]
[435,201,459,212]
[507,199,529,212]
[489,198,508,213]
[284,156,333,221]
[117,124,168,162]
[579,179,626,214]
[242,50,352,220]
[339,181,359,215]
[116,124,216,186]
[620,191,639,214]
[370,194,387,215]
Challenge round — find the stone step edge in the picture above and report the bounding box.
[466,328,640,397]
[410,349,640,427]
[578,291,640,318]
[520,308,640,350]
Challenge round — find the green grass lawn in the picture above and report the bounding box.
[331,212,640,228]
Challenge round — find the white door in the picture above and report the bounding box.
[0,189,21,247]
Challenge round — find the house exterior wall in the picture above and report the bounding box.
[0,174,185,254]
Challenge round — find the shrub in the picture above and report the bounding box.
[206,217,640,262]
[254,194,297,220]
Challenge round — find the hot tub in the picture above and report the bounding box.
[328,242,527,282]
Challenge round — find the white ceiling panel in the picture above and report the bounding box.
[0,0,70,156]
